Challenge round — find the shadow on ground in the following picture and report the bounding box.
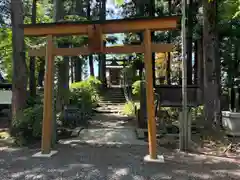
[89,113,135,129]
[0,143,239,180]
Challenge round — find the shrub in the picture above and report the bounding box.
[11,103,43,145]
[132,80,143,98]
[10,77,101,145]
[69,76,101,112]
[123,101,136,116]
[26,94,42,106]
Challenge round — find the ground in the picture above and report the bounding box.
[0,109,240,179]
[0,144,240,180]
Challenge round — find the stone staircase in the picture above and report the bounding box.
[99,87,126,105]
[96,87,126,113]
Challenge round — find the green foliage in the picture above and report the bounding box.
[195,106,204,119]
[70,76,101,111]
[219,0,240,20]
[0,2,52,81]
[123,101,136,116]
[24,2,52,24]
[121,58,142,86]
[0,28,12,81]
[132,80,142,98]
[56,15,88,47]
[10,94,44,145]
[11,103,43,145]
[67,77,101,128]
[114,0,125,6]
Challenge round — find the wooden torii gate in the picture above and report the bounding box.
[23,16,179,160]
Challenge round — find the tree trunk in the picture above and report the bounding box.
[70,57,74,83]
[134,0,144,83]
[75,0,84,15]
[72,0,84,82]
[187,0,193,85]
[56,53,69,111]
[149,0,156,87]
[29,0,37,97]
[197,38,204,88]
[166,0,172,85]
[10,0,28,120]
[89,55,94,76]
[54,0,69,112]
[87,0,94,77]
[74,56,82,82]
[37,57,45,87]
[98,56,101,80]
[203,0,220,126]
[134,0,144,15]
[193,41,198,85]
[99,0,106,87]
[54,0,64,20]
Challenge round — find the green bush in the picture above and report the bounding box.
[123,101,136,116]
[11,104,43,145]
[26,94,43,106]
[132,80,143,98]
[69,76,101,112]
[10,77,101,145]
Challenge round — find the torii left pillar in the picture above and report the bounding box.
[32,35,58,157]
[143,29,164,163]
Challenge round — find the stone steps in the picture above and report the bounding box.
[97,88,126,113]
[99,88,126,104]
[99,101,126,105]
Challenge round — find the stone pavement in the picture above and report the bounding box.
[0,144,239,180]
[61,128,147,146]
[89,113,135,129]
[61,112,145,146]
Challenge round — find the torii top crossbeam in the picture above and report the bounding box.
[23,16,179,36]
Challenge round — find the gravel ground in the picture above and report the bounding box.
[0,110,239,180]
[0,144,239,180]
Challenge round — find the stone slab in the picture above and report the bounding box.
[61,128,147,146]
[143,154,165,163]
[32,150,58,158]
[71,127,84,137]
